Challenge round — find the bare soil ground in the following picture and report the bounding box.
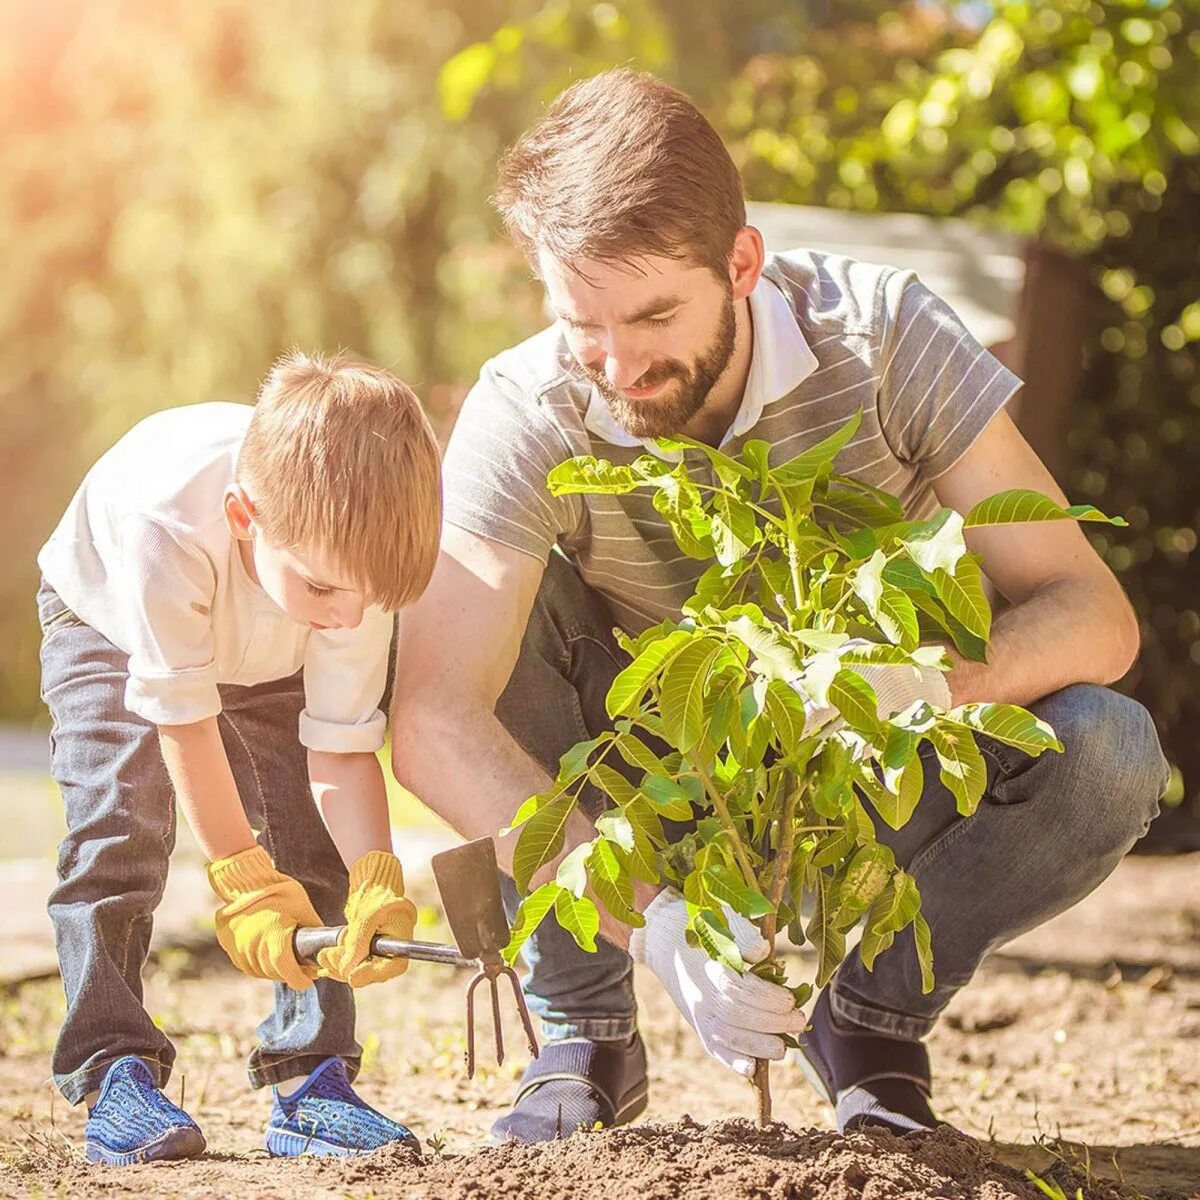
[1,855,1197,1200]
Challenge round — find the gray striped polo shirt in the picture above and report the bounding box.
[441,250,1021,634]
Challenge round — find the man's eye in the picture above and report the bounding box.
[306,583,333,597]
[646,315,675,329]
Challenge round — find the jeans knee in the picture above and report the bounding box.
[1035,684,1168,847]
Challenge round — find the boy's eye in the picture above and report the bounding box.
[306,583,334,598]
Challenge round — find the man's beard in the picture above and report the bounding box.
[581,299,737,440]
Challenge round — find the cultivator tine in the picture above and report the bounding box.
[462,961,540,1077]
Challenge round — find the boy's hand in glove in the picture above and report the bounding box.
[207,845,322,991]
[317,850,417,988]
[629,888,807,1078]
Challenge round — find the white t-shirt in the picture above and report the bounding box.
[38,402,391,754]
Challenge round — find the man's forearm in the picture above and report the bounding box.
[392,699,653,949]
[308,749,393,867]
[947,576,1139,707]
[158,717,256,861]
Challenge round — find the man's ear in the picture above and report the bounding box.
[728,225,766,303]
[223,484,257,541]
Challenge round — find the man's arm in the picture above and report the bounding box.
[933,409,1140,706]
[390,526,650,948]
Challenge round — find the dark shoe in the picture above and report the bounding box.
[490,1033,649,1143]
[84,1057,206,1165]
[264,1058,421,1157]
[796,988,940,1134]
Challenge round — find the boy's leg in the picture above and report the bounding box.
[39,582,177,1104]
[832,683,1170,1036]
[218,672,360,1089]
[494,552,638,1043]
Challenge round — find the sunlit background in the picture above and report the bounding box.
[2,0,1197,843]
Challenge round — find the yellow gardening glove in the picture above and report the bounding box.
[207,845,323,992]
[316,850,417,988]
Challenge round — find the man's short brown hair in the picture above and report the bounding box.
[492,69,746,276]
[238,350,442,612]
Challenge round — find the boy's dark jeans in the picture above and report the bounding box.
[37,579,358,1105]
[496,553,1172,1044]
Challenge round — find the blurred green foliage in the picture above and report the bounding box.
[2,0,1196,815]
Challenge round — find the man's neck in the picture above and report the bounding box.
[679,296,754,448]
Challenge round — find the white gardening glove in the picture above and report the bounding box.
[794,639,951,734]
[628,888,808,1078]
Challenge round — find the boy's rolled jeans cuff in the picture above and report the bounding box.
[539,1015,638,1043]
[830,978,937,1041]
[248,1051,362,1091]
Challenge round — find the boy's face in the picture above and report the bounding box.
[250,539,367,631]
[224,486,367,629]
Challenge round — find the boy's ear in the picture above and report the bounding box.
[223,485,257,541]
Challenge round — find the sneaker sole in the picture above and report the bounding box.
[85,1125,206,1166]
[264,1126,420,1158]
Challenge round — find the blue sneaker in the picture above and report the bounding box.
[84,1056,206,1165]
[264,1058,421,1157]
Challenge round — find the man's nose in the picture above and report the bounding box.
[600,334,652,390]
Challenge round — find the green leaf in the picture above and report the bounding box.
[589,763,637,808]
[929,724,988,816]
[613,730,671,778]
[964,489,1127,529]
[763,679,810,750]
[807,872,847,987]
[547,455,671,495]
[828,669,883,738]
[653,474,713,559]
[881,558,936,596]
[702,865,774,920]
[831,843,896,931]
[688,907,745,972]
[851,550,887,618]
[654,434,752,483]
[913,912,935,995]
[587,839,642,926]
[711,492,759,566]
[929,554,991,640]
[513,793,576,892]
[607,630,693,718]
[741,439,772,487]
[876,588,919,650]
[595,810,636,853]
[772,411,863,486]
[900,509,968,575]
[908,589,989,662]
[554,891,600,953]
[641,775,696,821]
[727,615,802,680]
[859,872,922,971]
[659,637,724,753]
[947,703,1063,755]
[557,733,611,784]
[501,883,563,966]
[555,841,593,898]
[860,754,925,830]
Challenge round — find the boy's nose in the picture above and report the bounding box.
[335,597,365,630]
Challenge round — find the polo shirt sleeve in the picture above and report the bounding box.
[119,516,223,726]
[440,359,582,564]
[299,605,393,754]
[875,270,1023,480]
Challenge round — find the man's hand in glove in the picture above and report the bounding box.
[629,888,807,1078]
[317,850,418,988]
[207,845,323,991]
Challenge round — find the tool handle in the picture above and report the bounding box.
[293,926,474,969]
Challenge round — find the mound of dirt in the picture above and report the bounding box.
[306,1118,1117,1200]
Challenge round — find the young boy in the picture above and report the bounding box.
[36,351,443,1163]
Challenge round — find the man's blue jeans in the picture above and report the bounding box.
[495,553,1171,1043]
[37,579,359,1104]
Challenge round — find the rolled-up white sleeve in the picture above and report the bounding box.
[299,605,393,753]
[119,517,222,726]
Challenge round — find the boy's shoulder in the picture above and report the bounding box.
[90,402,254,538]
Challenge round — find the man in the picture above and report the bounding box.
[391,69,1169,1141]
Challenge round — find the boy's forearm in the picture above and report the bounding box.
[157,717,256,861]
[308,749,393,867]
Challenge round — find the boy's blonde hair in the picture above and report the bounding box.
[238,350,442,612]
